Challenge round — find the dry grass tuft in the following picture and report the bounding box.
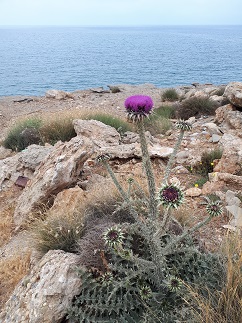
[0,253,31,308]
[186,233,242,323]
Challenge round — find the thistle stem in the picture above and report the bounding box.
[103,161,129,202]
[163,215,213,254]
[162,130,184,184]
[137,121,157,219]
[154,207,171,238]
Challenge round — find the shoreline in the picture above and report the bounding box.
[0,82,225,141]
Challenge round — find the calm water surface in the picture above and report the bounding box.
[0,25,241,96]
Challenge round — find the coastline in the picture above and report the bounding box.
[0,82,224,141]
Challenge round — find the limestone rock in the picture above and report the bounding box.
[50,186,86,215]
[0,250,82,323]
[185,187,202,197]
[215,104,234,124]
[13,137,92,227]
[99,143,173,159]
[45,89,74,100]
[216,172,242,190]
[214,134,242,174]
[201,180,223,195]
[211,134,221,143]
[0,146,12,160]
[225,205,242,228]
[210,95,223,105]
[225,190,241,206]
[176,150,190,164]
[203,122,223,136]
[73,119,120,147]
[223,82,242,107]
[0,145,53,191]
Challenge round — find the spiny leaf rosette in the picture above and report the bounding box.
[175,120,192,131]
[157,183,184,208]
[103,225,125,247]
[124,95,154,122]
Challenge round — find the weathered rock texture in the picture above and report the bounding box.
[73,119,121,148]
[0,250,82,323]
[14,137,92,227]
[224,81,242,108]
[0,145,53,191]
[214,134,242,174]
[45,89,74,100]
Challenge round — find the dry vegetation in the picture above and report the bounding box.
[0,253,31,308]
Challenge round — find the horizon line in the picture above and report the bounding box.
[0,24,242,27]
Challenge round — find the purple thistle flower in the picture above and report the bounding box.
[157,183,184,209]
[124,95,154,122]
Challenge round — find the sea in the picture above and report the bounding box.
[0,25,241,96]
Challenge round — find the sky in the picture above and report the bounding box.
[0,0,241,26]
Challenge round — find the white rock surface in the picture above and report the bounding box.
[0,250,82,323]
[13,137,92,227]
[223,81,242,107]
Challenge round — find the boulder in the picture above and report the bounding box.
[13,137,92,227]
[0,250,82,323]
[203,122,223,136]
[73,119,121,148]
[214,134,242,174]
[45,89,74,100]
[0,145,53,191]
[50,186,86,215]
[223,82,242,107]
[185,187,202,197]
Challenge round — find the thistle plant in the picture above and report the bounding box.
[69,95,225,322]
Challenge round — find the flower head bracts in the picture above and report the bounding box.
[164,276,183,292]
[175,120,192,132]
[124,95,153,122]
[206,200,223,217]
[96,153,111,164]
[103,225,125,248]
[139,285,153,300]
[201,196,223,217]
[157,183,184,209]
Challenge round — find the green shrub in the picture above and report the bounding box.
[3,118,42,151]
[190,148,223,177]
[161,88,179,102]
[3,114,78,150]
[176,96,218,119]
[85,113,133,135]
[109,86,121,93]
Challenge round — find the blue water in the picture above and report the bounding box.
[0,25,241,96]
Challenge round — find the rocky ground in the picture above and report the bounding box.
[0,81,242,322]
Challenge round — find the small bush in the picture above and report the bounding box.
[176,96,218,119]
[32,212,85,254]
[161,88,179,102]
[109,86,121,93]
[39,117,76,145]
[197,148,223,176]
[85,113,133,135]
[3,118,42,151]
